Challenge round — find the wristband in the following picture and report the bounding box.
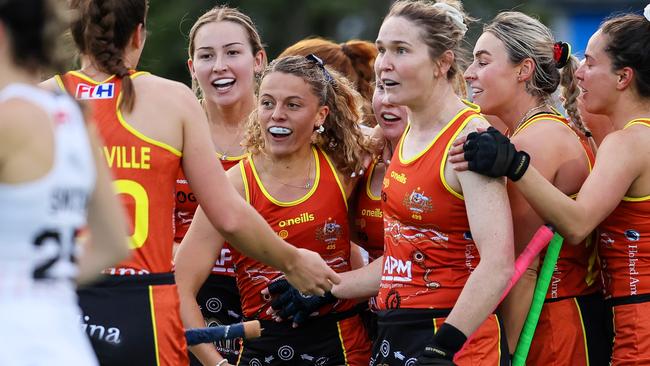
[434,323,467,356]
[508,151,530,181]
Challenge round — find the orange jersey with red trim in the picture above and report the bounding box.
[377,107,481,310]
[174,157,243,277]
[514,113,600,299]
[353,158,384,261]
[599,119,650,299]
[233,147,355,319]
[57,71,181,274]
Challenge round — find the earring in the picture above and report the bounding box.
[315,125,325,134]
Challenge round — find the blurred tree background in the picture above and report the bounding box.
[137,0,644,86]
[139,0,542,84]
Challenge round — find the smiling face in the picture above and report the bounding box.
[374,16,439,108]
[257,71,328,157]
[188,21,264,106]
[464,32,521,116]
[575,30,619,115]
[372,81,408,143]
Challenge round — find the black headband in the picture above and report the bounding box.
[305,54,334,83]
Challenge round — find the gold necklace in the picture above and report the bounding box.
[513,104,552,134]
[261,152,314,190]
[214,128,245,161]
[201,99,246,160]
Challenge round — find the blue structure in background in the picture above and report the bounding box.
[568,12,608,57]
[551,1,645,58]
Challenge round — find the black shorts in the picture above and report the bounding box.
[357,302,378,342]
[371,309,509,366]
[238,311,371,366]
[77,273,188,366]
[189,274,243,365]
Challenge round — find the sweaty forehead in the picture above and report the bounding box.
[377,16,422,46]
[194,21,249,48]
[260,72,316,99]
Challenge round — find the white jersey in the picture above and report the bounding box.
[0,84,98,365]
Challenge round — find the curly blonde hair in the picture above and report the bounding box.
[243,56,372,176]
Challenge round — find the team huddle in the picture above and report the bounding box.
[1,0,649,365]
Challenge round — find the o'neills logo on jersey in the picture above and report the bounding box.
[75,83,115,100]
[382,255,412,282]
[278,212,315,228]
[390,171,407,184]
[361,208,382,218]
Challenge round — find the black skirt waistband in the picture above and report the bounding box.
[605,292,650,307]
[376,308,453,325]
[79,272,176,288]
[544,290,602,304]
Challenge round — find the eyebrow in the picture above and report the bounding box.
[474,50,491,58]
[223,42,244,48]
[196,42,245,51]
[375,40,413,47]
[259,94,304,101]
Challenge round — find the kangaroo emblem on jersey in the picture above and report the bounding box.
[403,187,433,220]
[316,217,342,250]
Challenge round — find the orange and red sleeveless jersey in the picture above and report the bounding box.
[599,119,650,299]
[174,155,243,277]
[513,113,600,299]
[56,71,181,274]
[353,158,384,261]
[377,106,482,310]
[233,147,356,319]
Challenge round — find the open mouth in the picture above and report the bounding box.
[382,78,400,88]
[212,78,236,91]
[470,87,483,98]
[267,126,293,138]
[381,112,401,123]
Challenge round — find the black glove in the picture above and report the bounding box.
[463,127,530,181]
[266,279,337,326]
[416,323,467,366]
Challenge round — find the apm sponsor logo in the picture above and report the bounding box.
[381,255,412,282]
[75,83,115,100]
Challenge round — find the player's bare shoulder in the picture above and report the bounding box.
[132,74,200,117]
[459,115,490,139]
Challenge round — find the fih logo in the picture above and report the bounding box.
[75,83,115,100]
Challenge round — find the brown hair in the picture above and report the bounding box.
[244,56,372,176]
[386,0,471,81]
[187,5,267,99]
[485,11,587,135]
[0,0,68,73]
[279,38,378,126]
[601,14,650,98]
[70,0,148,112]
